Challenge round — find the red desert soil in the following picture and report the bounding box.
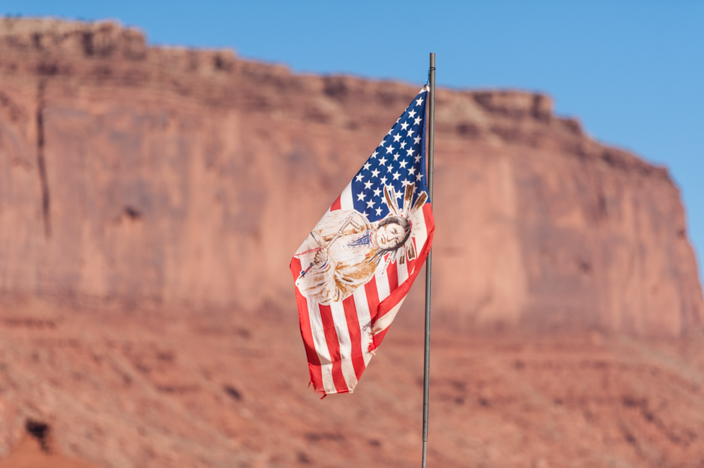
[0,299,703,468]
[0,18,703,468]
[0,422,97,468]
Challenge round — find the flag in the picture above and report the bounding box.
[290,87,435,396]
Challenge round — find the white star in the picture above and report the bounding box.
[416,173,424,181]
[375,207,383,216]
[400,141,407,149]
[407,129,415,137]
[387,164,394,172]
[392,171,401,180]
[401,179,411,186]
[385,145,394,154]
[393,134,402,142]
[364,181,373,190]
[371,169,380,178]
[387,129,393,135]
[373,188,381,197]
[379,156,388,165]
[399,160,408,168]
[367,199,376,209]
[409,167,416,175]
[414,136,421,144]
[408,110,417,118]
[393,152,401,161]
[355,174,364,182]
[363,162,371,170]
[407,148,416,157]
[357,192,367,201]
[380,176,388,185]
[401,122,409,130]
[415,96,424,106]
[396,191,403,200]
[371,151,378,158]
[414,117,422,126]
[415,155,422,163]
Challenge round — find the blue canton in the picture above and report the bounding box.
[350,88,429,222]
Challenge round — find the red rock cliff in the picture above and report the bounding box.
[0,18,701,336]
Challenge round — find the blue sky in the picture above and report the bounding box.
[5,1,704,274]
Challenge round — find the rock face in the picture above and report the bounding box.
[0,17,701,337]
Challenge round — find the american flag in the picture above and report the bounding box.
[290,87,435,396]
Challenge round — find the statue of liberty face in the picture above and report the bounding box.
[375,222,406,250]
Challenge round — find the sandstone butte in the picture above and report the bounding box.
[0,17,703,468]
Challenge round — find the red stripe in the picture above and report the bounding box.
[423,203,435,238]
[290,257,324,393]
[364,280,381,353]
[330,194,342,211]
[342,296,366,380]
[318,304,349,393]
[373,326,390,346]
[365,278,381,326]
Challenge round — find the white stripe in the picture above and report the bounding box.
[413,207,429,252]
[340,183,354,210]
[329,301,358,391]
[307,300,335,393]
[352,286,374,367]
[375,262,391,302]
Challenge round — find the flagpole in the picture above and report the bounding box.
[421,52,436,468]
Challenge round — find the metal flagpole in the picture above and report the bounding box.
[421,52,436,468]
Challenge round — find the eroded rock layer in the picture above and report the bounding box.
[0,18,701,338]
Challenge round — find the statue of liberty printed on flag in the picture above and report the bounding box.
[290,87,435,396]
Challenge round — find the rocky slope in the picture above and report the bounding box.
[0,17,703,468]
[0,299,703,468]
